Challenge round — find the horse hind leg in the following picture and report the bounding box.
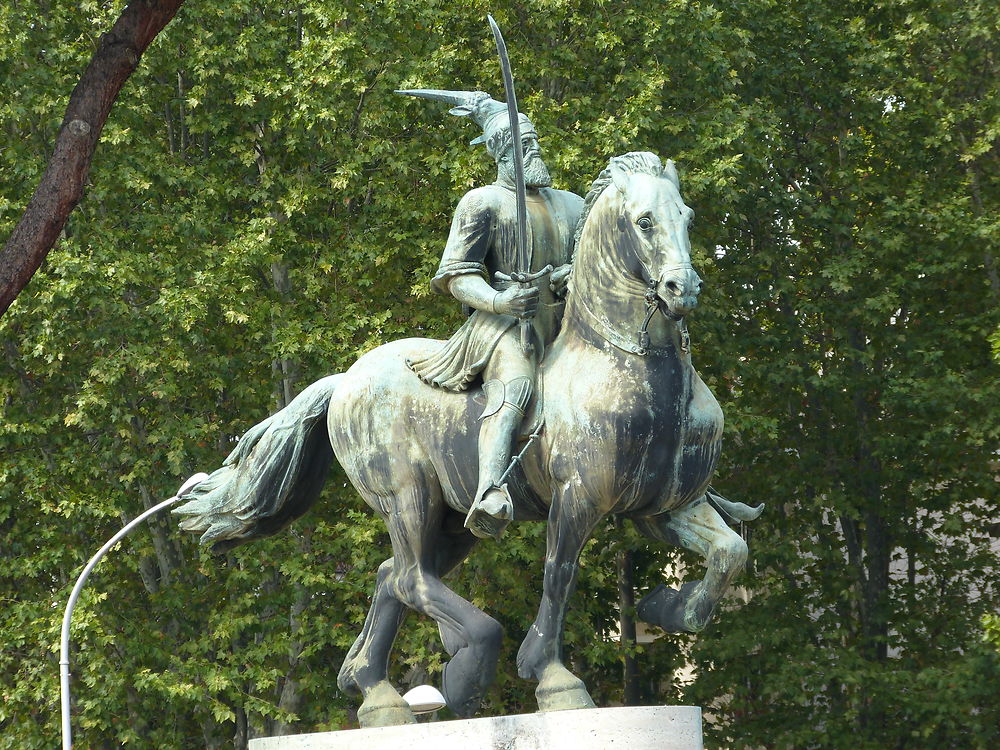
[634,497,748,633]
[338,510,483,726]
[337,558,413,728]
[382,489,501,718]
[391,565,502,717]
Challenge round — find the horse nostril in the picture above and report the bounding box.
[666,280,681,295]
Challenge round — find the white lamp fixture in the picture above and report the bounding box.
[402,684,447,714]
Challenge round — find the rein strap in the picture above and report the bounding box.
[573,286,685,357]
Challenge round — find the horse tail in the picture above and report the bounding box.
[173,374,342,553]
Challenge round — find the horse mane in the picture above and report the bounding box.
[570,151,664,264]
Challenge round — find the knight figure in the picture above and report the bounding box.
[397,89,584,540]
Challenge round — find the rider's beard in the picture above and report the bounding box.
[500,151,552,189]
[524,154,552,188]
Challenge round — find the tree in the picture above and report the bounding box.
[1,1,997,748]
[680,1,1000,747]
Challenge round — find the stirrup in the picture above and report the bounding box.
[465,485,513,541]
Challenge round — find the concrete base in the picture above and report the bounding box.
[248,706,702,750]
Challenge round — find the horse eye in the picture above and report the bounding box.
[637,216,653,230]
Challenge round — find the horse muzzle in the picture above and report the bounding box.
[657,266,703,318]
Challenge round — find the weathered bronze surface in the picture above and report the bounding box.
[175,148,762,726]
[175,15,761,730]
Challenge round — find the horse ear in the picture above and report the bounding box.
[609,161,630,194]
[663,159,680,188]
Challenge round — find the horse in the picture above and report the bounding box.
[174,151,762,728]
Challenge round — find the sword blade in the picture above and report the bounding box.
[487,14,533,355]
[487,14,529,275]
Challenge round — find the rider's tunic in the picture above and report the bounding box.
[407,182,583,391]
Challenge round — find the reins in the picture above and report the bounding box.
[637,282,660,356]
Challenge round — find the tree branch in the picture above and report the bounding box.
[0,0,187,317]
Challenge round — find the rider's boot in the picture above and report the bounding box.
[465,377,532,540]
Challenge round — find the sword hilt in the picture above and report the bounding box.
[494,265,552,356]
[494,264,553,286]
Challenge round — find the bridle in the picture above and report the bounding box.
[635,260,693,356]
[574,273,691,358]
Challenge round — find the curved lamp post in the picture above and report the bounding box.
[59,472,207,750]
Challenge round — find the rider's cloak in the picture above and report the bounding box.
[407,182,583,391]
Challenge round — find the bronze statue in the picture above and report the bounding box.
[174,148,762,727]
[175,15,761,731]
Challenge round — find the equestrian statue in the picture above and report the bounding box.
[175,17,762,729]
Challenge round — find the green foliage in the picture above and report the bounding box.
[1,1,997,748]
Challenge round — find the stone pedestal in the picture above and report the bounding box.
[249,706,702,750]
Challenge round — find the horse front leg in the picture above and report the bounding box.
[517,481,601,712]
[634,497,748,633]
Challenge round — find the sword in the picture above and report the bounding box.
[487,14,541,356]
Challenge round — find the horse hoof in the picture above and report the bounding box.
[441,660,486,718]
[535,665,596,712]
[637,582,702,633]
[357,682,416,728]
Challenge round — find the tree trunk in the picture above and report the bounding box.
[0,0,187,317]
[616,534,641,706]
[273,577,309,735]
[847,325,890,738]
[234,704,249,750]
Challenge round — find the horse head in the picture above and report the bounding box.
[605,152,702,319]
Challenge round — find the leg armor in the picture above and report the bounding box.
[466,376,533,540]
[479,376,532,421]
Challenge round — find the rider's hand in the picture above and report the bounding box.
[494,286,539,319]
[549,264,572,297]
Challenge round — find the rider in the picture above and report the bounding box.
[398,89,584,540]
